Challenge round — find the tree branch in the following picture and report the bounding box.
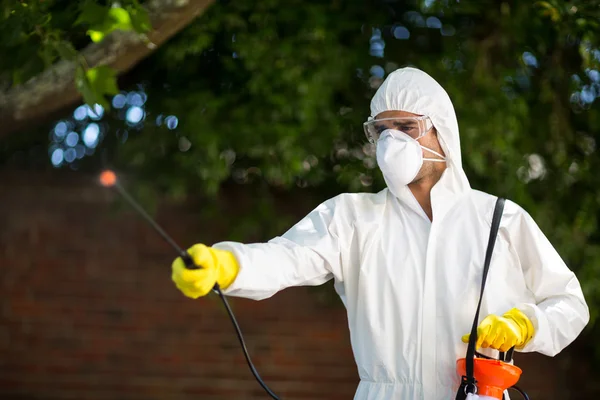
[0,0,215,138]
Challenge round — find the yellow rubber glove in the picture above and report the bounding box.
[171,244,240,299]
[461,308,535,352]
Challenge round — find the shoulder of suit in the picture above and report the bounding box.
[329,188,389,208]
[320,189,389,222]
[467,189,529,221]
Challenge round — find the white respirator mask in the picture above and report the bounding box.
[375,128,446,191]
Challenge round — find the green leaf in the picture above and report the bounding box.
[75,1,108,27]
[77,5,135,43]
[38,45,55,69]
[75,65,119,110]
[75,64,98,108]
[535,1,561,21]
[53,40,78,61]
[127,2,151,34]
[87,65,119,100]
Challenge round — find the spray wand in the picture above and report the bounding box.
[99,170,280,400]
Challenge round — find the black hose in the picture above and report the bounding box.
[509,385,530,400]
[181,254,280,398]
[213,284,280,399]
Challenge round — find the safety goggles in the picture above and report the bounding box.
[363,116,433,143]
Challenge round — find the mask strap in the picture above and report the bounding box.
[421,146,446,162]
[424,158,446,163]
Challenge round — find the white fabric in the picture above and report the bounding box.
[213,67,589,400]
[466,394,497,400]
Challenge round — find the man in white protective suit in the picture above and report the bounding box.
[171,67,590,400]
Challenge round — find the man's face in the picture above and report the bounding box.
[374,110,446,184]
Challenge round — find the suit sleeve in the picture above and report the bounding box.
[211,195,350,301]
[507,204,589,356]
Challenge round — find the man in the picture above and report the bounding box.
[171,67,589,399]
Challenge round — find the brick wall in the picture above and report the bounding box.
[0,169,594,399]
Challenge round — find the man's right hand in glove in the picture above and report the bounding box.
[171,244,240,299]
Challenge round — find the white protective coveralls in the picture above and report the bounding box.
[213,67,589,400]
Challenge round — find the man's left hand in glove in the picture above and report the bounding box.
[461,308,535,352]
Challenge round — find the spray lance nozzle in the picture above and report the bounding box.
[99,170,279,399]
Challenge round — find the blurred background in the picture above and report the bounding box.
[1,0,600,398]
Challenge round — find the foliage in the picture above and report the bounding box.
[3,0,600,356]
[0,0,149,107]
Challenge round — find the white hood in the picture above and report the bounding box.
[369,67,471,217]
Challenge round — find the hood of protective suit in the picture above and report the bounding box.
[370,67,471,210]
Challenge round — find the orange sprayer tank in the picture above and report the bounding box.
[456,358,522,400]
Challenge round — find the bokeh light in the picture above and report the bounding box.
[51,148,64,166]
[64,148,77,163]
[393,26,410,40]
[83,123,100,148]
[126,106,144,124]
[127,92,145,107]
[178,136,192,152]
[404,11,425,28]
[522,52,538,68]
[65,132,79,147]
[73,106,88,121]
[54,122,68,138]
[426,17,442,29]
[369,28,385,58]
[75,144,86,159]
[88,104,104,120]
[112,94,127,109]
[165,116,179,130]
[370,65,385,79]
[49,88,181,168]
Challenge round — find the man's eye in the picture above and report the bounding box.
[398,125,416,132]
[375,125,388,133]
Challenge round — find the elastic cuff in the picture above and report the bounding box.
[213,247,240,289]
[512,303,544,353]
[504,308,535,349]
